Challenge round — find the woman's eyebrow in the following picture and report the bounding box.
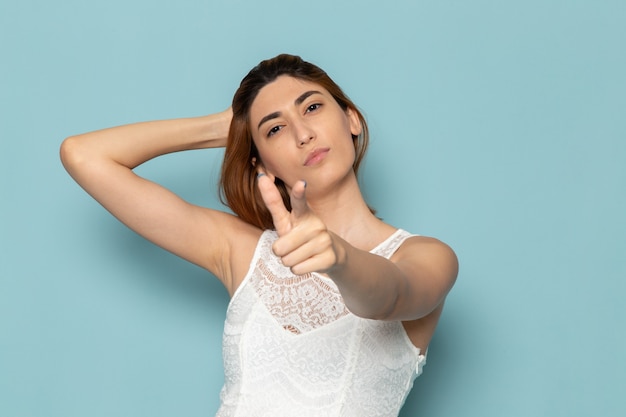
[257,112,280,130]
[295,90,322,105]
[257,90,323,130]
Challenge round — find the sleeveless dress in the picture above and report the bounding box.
[217,229,426,417]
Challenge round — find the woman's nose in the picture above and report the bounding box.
[294,121,315,147]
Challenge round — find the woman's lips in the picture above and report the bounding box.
[304,148,330,166]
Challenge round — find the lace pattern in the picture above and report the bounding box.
[218,229,425,417]
[251,232,349,334]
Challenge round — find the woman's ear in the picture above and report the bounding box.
[347,108,362,137]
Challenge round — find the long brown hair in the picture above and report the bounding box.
[219,54,370,229]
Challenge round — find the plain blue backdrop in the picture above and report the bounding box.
[1,1,625,416]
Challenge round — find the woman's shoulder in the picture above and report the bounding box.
[393,234,457,266]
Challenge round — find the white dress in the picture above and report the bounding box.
[217,229,426,417]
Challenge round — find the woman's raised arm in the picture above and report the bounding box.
[62,109,232,169]
[59,109,256,288]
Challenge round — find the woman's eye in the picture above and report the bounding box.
[267,125,282,137]
[306,103,321,113]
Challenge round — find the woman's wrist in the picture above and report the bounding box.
[197,107,232,149]
[213,107,233,146]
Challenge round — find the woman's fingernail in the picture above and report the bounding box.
[257,172,266,178]
[302,180,307,188]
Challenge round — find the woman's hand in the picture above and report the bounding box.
[256,173,342,275]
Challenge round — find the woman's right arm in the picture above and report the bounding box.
[60,109,256,289]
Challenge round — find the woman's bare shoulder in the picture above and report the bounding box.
[395,235,458,270]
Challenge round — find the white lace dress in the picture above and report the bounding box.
[217,229,426,417]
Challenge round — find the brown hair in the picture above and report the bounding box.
[219,54,370,229]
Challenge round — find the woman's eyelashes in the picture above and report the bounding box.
[306,103,322,113]
[267,125,283,137]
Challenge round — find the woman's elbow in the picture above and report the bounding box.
[59,135,88,173]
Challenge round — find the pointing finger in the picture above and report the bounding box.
[257,172,291,235]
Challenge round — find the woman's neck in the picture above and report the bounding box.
[306,174,394,251]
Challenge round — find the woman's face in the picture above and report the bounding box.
[248,76,362,193]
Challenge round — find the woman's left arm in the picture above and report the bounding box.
[327,233,458,321]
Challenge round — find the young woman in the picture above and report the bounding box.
[60,54,458,416]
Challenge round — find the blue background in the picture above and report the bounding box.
[1,1,625,416]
